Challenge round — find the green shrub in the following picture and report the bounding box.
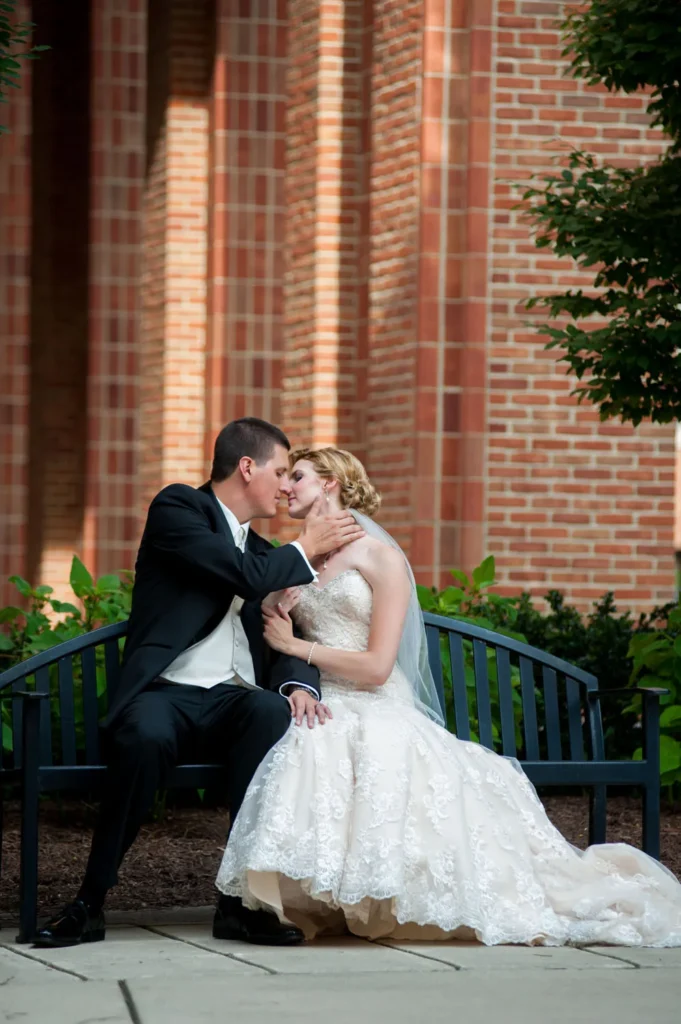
[0,557,132,757]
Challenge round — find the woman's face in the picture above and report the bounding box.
[287,459,326,519]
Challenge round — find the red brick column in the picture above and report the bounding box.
[140,0,211,510]
[206,0,289,464]
[26,0,90,597]
[384,0,491,583]
[487,0,676,610]
[84,0,147,576]
[0,1,31,603]
[282,0,370,451]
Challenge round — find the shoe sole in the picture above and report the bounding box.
[32,929,106,948]
[212,927,304,946]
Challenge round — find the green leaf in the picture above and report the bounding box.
[659,734,681,776]
[416,585,437,611]
[0,606,22,623]
[472,556,496,588]
[69,555,93,597]
[0,633,14,651]
[1,721,12,753]
[660,705,681,728]
[96,574,122,593]
[449,569,469,586]
[50,601,81,617]
[33,584,53,598]
[8,574,32,597]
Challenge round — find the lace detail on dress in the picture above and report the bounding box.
[216,571,681,947]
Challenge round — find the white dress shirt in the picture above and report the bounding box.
[162,498,319,699]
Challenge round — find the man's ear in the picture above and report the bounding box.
[239,456,255,482]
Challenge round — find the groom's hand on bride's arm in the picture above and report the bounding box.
[296,495,364,561]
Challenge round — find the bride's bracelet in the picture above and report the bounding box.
[307,642,317,665]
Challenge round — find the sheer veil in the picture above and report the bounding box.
[351,510,445,727]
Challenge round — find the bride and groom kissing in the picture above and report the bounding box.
[35,417,681,950]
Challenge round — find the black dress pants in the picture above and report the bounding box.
[79,681,291,906]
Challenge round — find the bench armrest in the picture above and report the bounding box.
[0,691,49,701]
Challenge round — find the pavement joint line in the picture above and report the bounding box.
[119,979,143,1024]
[142,925,277,975]
[372,940,461,970]
[0,940,89,981]
[578,947,642,969]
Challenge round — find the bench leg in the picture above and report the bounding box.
[642,781,660,860]
[17,699,41,944]
[588,784,607,846]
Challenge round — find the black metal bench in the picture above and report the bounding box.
[0,613,665,943]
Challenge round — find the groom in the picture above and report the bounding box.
[34,417,363,948]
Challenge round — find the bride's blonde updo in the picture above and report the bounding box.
[290,447,382,518]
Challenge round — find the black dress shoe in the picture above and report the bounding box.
[33,899,106,948]
[213,895,304,946]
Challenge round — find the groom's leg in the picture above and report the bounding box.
[200,685,291,820]
[78,684,197,908]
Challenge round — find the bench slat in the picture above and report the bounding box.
[448,633,470,740]
[58,657,78,766]
[496,647,517,758]
[473,640,494,750]
[565,677,584,761]
[34,667,53,765]
[11,679,25,768]
[81,648,100,764]
[425,625,446,727]
[543,666,562,761]
[104,639,121,705]
[519,656,540,760]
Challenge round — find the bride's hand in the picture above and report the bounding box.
[262,603,296,654]
[261,587,302,613]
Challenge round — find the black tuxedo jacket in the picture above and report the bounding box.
[103,482,319,727]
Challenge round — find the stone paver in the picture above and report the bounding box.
[0,944,78,985]
[0,981,130,1024]
[379,939,630,970]
[5,925,261,981]
[154,925,454,973]
[1,925,681,1023]
[126,969,681,1024]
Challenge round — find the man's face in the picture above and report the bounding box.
[246,444,292,518]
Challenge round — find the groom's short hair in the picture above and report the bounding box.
[211,418,290,482]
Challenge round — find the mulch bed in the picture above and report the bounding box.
[1,794,680,926]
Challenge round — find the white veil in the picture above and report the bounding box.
[352,510,445,728]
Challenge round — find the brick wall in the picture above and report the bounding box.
[0,1,31,606]
[0,0,677,613]
[486,0,676,610]
[140,0,210,512]
[84,0,147,576]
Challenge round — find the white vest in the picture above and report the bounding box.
[162,500,257,690]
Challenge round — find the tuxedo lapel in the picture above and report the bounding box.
[198,481,231,539]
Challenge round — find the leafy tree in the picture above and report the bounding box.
[521,0,681,426]
[0,0,48,135]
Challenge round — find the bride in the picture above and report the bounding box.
[216,447,681,946]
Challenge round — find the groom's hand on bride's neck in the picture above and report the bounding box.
[296,495,364,561]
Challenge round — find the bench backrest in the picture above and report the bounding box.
[0,615,605,769]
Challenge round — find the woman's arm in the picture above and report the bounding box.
[262,545,411,687]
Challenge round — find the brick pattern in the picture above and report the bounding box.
[414,0,493,584]
[0,1,31,605]
[140,0,210,511]
[487,0,676,609]
[84,0,147,576]
[206,0,288,462]
[282,0,370,454]
[365,0,423,555]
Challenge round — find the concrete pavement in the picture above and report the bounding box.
[1,908,680,1023]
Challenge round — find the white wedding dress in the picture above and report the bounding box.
[217,569,681,946]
